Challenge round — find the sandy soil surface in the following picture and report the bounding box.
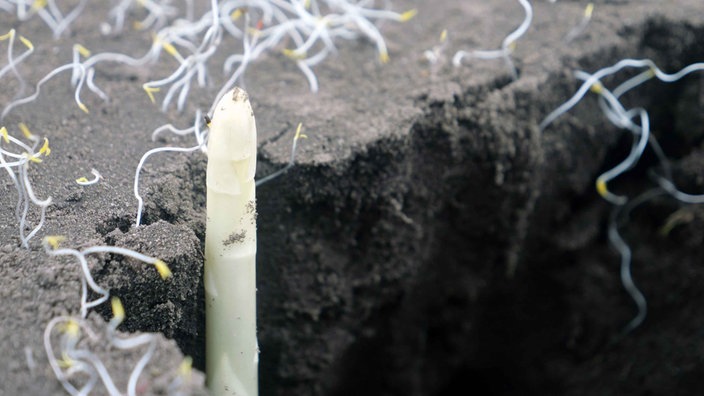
[1,0,704,395]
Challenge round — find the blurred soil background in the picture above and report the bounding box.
[1,0,704,395]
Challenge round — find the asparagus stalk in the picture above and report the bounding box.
[205,87,258,396]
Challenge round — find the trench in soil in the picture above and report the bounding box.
[94,17,704,396]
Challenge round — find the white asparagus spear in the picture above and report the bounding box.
[205,87,258,396]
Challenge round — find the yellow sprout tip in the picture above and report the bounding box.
[74,44,91,57]
[0,29,14,41]
[596,179,608,198]
[77,103,89,114]
[380,51,390,64]
[1,126,8,144]
[18,122,33,139]
[590,81,604,95]
[179,356,193,377]
[282,48,306,60]
[75,177,89,183]
[45,235,66,249]
[660,220,677,237]
[231,9,243,21]
[31,0,47,11]
[659,210,692,236]
[133,21,144,31]
[143,85,159,104]
[58,354,74,368]
[19,36,33,50]
[154,260,172,279]
[294,123,307,140]
[162,42,181,59]
[400,9,418,22]
[111,297,125,321]
[585,3,594,18]
[26,153,42,163]
[63,319,80,337]
[39,138,50,156]
[440,29,448,43]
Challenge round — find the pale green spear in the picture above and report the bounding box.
[205,87,258,396]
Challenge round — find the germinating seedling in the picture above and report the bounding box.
[541,58,704,333]
[1,0,87,39]
[564,3,594,43]
[423,29,448,67]
[453,0,532,80]
[44,298,195,396]
[0,29,34,98]
[75,168,102,185]
[40,235,192,395]
[136,108,209,218]
[2,1,418,115]
[42,235,172,319]
[0,124,52,248]
[104,0,185,34]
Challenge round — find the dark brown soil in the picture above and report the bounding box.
[1,1,704,395]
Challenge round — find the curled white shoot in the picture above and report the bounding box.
[551,60,704,335]
[106,297,157,396]
[48,0,88,39]
[135,109,208,227]
[218,13,263,104]
[539,59,653,131]
[76,168,102,186]
[571,71,650,205]
[42,238,110,318]
[653,175,704,204]
[542,60,704,206]
[42,236,172,318]
[0,127,30,227]
[453,0,532,80]
[132,0,179,32]
[540,59,704,131]
[607,189,666,335]
[18,158,52,247]
[143,0,223,111]
[107,0,184,31]
[44,316,103,396]
[564,3,593,43]
[256,122,307,187]
[594,107,649,206]
[423,29,448,66]
[151,108,207,147]
[2,63,89,119]
[133,142,206,226]
[0,29,34,99]
[3,0,88,39]
[3,32,170,118]
[0,125,51,248]
[44,308,159,396]
[146,0,415,111]
[320,1,417,63]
